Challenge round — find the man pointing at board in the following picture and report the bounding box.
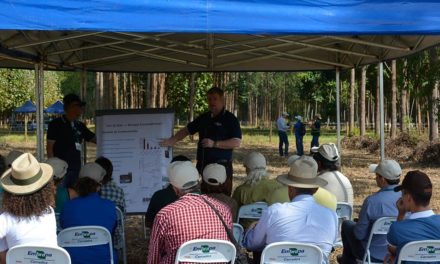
[160,87,242,196]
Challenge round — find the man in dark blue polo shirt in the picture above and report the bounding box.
[47,94,96,188]
[160,87,242,195]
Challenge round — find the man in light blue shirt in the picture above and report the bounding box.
[244,156,338,264]
[276,112,290,156]
[338,160,402,264]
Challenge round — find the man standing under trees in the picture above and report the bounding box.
[294,116,306,156]
[160,87,242,196]
[47,94,96,188]
[311,114,322,148]
[276,112,290,157]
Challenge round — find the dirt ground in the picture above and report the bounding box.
[2,139,440,264]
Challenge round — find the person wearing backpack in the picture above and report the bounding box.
[294,116,306,156]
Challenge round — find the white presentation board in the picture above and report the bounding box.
[96,109,174,214]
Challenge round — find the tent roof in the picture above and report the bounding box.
[44,100,64,114]
[14,100,36,113]
[0,1,440,72]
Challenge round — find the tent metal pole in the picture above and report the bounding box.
[379,62,385,161]
[34,62,45,161]
[80,69,87,166]
[336,68,341,153]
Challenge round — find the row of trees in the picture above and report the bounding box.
[0,47,438,141]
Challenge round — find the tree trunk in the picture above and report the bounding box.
[375,66,380,135]
[360,66,367,136]
[416,98,422,133]
[429,48,439,141]
[391,60,398,139]
[349,68,356,135]
[189,73,196,122]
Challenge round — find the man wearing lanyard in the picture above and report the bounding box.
[160,87,242,196]
[338,160,402,264]
[47,94,96,188]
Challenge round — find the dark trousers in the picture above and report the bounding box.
[62,169,79,188]
[278,131,289,156]
[311,134,320,147]
[295,135,304,156]
[197,160,233,196]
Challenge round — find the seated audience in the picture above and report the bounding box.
[0,153,57,262]
[44,157,77,214]
[144,155,190,228]
[338,160,402,264]
[385,170,440,264]
[148,161,232,264]
[233,152,281,206]
[313,143,354,205]
[244,156,338,264]
[5,150,23,168]
[96,156,126,212]
[61,162,117,264]
[268,155,337,211]
[203,163,238,220]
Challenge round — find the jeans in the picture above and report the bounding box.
[278,131,289,156]
[295,135,304,156]
[311,134,320,147]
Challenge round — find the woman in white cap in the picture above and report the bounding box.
[232,152,281,207]
[0,153,58,261]
[44,157,77,214]
[60,162,117,264]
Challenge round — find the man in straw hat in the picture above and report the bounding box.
[244,155,338,264]
[0,153,57,261]
[148,161,232,264]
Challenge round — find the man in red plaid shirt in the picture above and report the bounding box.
[147,161,233,264]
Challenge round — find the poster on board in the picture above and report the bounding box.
[96,109,174,214]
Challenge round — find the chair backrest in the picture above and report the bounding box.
[6,245,71,264]
[115,206,127,264]
[174,239,236,264]
[233,223,244,246]
[57,225,114,264]
[397,240,440,264]
[260,242,323,264]
[336,202,353,221]
[362,217,397,262]
[55,212,62,233]
[237,202,268,222]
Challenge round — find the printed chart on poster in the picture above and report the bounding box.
[96,109,174,214]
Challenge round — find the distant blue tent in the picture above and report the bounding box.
[44,100,64,114]
[14,100,36,113]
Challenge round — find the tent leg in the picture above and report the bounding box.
[80,69,87,165]
[34,62,44,161]
[379,62,385,161]
[336,68,341,155]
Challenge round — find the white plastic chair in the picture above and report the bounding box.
[174,239,236,264]
[115,207,127,264]
[57,225,114,264]
[233,223,244,246]
[334,202,353,247]
[260,242,323,264]
[237,202,268,222]
[356,217,396,264]
[6,245,71,264]
[396,240,440,264]
[55,212,62,233]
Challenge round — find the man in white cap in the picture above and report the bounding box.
[293,115,306,155]
[203,163,238,220]
[338,160,402,264]
[244,156,338,264]
[313,143,354,205]
[148,161,232,264]
[276,112,290,156]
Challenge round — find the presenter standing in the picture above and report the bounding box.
[160,87,242,195]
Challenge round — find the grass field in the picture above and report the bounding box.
[1,127,439,263]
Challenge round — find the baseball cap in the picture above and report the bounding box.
[63,93,86,108]
[369,160,401,180]
[79,162,106,183]
[282,112,289,117]
[244,152,266,171]
[203,163,227,186]
[318,143,339,162]
[44,157,68,180]
[295,116,302,121]
[5,150,24,167]
[394,170,432,195]
[168,161,199,190]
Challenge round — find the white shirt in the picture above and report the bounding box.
[244,195,338,264]
[0,207,58,251]
[407,209,435,220]
[319,170,354,205]
[276,117,289,132]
